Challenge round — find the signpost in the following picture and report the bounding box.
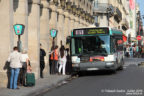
[13,24,25,52]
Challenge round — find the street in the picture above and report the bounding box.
[36,58,144,96]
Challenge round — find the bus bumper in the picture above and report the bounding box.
[72,61,116,72]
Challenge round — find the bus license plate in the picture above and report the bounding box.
[87,68,99,71]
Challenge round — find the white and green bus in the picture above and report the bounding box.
[70,27,124,73]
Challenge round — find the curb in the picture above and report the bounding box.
[26,75,71,96]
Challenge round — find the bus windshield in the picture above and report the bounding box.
[71,35,110,56]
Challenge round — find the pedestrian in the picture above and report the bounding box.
[139,45,142,58]
[141,46,144,58]
[133,44,137,57]
[50,45,59,74]
[125,45,130,57]
[58,46,67,75]
[19,49,29,86]
[65,48,72,75]
[7,46,22,89]
[40,44,46,78]
[129,45,133,58]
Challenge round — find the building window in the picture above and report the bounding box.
[94,16,99,26]
[94,0,98,8]
[95,16,98,22]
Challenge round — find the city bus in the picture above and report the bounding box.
[70,27,124,74]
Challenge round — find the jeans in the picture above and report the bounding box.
[58,60,66,75]
[51,60,58,74]
[10,68,20,89]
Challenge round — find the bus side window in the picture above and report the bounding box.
[115,37,123,51]
[110,37,116,53]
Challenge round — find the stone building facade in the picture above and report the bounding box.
[93,0,129,35]
[0,0,94,87]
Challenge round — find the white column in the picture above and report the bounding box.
[13,0,28,50]
[70,15,75,34]
[74,17,79,29]
[40,0,50,76]
[28,0,40,79]
[64,11,70,44]
[57,9,64,46]
[49,4,58,49]
[0,0,13,87]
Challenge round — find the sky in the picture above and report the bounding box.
[136,0,144,25]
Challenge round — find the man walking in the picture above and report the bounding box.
[7,46,22,89]
[40,44,46,78]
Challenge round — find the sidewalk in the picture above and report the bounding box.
[0,75,70,96]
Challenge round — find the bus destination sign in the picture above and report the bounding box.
[73,28,109,36]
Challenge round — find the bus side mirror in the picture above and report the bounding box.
[66,36,71,44]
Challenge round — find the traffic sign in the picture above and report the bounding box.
[136,35,141,40]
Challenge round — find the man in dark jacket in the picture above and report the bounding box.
[40,44,46,78]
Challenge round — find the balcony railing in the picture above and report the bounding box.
[114,7,122,22]
[93,3,109,13]
[93,3,115,17]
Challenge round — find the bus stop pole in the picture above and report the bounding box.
[17,35,22,52]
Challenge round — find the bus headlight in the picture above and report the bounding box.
[72,56,80,64]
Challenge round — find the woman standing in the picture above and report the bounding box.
[19,49,29,86]
[58,46,67,75]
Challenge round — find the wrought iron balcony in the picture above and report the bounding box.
[93,3,113,14]
[114,7,122,22]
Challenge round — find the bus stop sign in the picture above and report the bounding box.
[13,24,25,35]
